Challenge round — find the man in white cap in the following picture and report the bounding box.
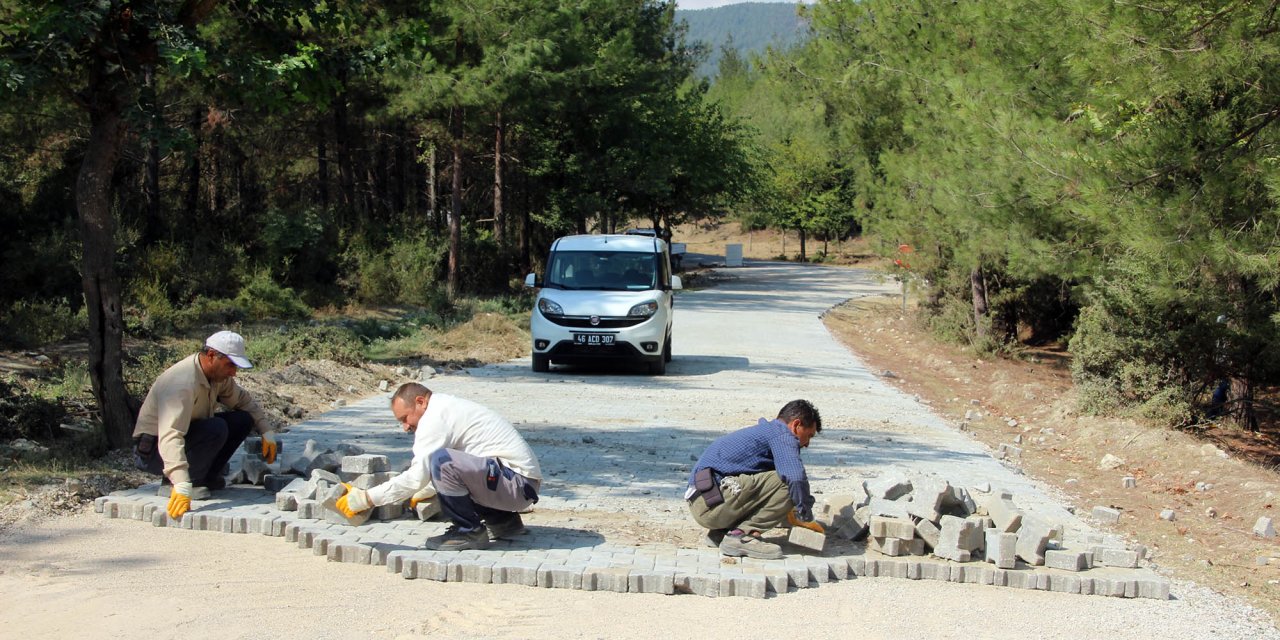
[132,330,279,520]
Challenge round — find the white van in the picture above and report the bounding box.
[524,234,682,374]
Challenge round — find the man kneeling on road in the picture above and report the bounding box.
[334,382,542,551]
[686,399,825,560]
[133,331,280,521]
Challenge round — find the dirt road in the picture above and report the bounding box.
[1,258,1275,639]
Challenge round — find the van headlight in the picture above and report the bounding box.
[538,298,564,317]
[628,301,659,317]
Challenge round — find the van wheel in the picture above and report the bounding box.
[663,335,672,363]
[532,354,550,373]
[648,355,666,375]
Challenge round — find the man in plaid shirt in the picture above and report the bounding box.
[685,399,825,559]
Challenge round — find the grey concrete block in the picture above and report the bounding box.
[676,573,720,597]
[905,478,949,522]
[787,525,826,552]
[451,558,495,583]
[584,567,630,592]
[1138,577,1170,600]
[720,574,767,598]
[263,474,297,493]
[539,564,582,589]
[1254,516,1276,537]
[1015,519,1054,566]
[866,497,911,520]
[405,557,450,581]
[415,500,442,521]
[629,571,675,594]
[918,560,951,581]
[341,454,390,474]
[492,560,541,587]
[373,503,404,521]
[867,476,913,500]
[987,498,1023,533]
[296,498,321,519]
[1092,506,1121,524]
[1044,549,1089,572]
[309,469,342,485]
[1050,573,1082,594]
[820,493,865,529]
[921,519,942,550]
[869,536,907,557]
[279,477,313,498]
[1098,548,1140,568]
[985,530,1017,569]
[351,472,395,490]
[241,458,271,486]
[846,557,866,577]
[306,452,342,476]
[935,515,980,562]
[879,559,910,579]
[274,493,299,511]
[319,483,371,527]
[827,558,850,580]
[869,516,916,540]
[328,542,373,565]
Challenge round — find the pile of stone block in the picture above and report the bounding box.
[268,453,442,527]
[816,473,1147,575]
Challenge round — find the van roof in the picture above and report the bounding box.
[551,234,666,253]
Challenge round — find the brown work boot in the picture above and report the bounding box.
[718,529,782,560]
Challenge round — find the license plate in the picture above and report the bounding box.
[573,333,615,346]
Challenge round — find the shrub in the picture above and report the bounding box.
[0,298,85,348]
[234,270,312,321]
[0,376,67,442]
[248,324,363,367]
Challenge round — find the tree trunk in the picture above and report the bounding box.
[184,107,201,226]
[142,66,162,240]
[493,110,505,248]
[428,144,439,229]
[971,265,989,340]
[334,85,355,225]
[317,120,329,210]
[1224,277,1258,431]
[799,227,807,262]
[448,103,464,298]
[78,58,135,449]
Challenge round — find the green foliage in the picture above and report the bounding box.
[0,298,85,349]
[677,3,809,78]
[344,232,448,307]
[234,270,312,321]
[247,324,364,368]
[0,376,67,443]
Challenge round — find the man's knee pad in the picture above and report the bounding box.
[428,448,454,481]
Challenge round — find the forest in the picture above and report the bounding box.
[2,0,1278,447]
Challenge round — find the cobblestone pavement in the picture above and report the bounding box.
[97,259,1166,598]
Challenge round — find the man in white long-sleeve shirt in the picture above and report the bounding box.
[335,382,542,551]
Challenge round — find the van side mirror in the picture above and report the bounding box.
[524,273,538,288]
[670,275,682,290]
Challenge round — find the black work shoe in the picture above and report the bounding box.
[426,525,491,551]
[204,476,227,492]
[486,514,526,540]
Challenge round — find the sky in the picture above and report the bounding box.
[676,0,802,10]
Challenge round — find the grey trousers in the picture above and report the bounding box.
[687,470,793,534]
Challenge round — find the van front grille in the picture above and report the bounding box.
[547,315,647,328]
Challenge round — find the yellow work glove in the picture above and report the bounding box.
[787,511,825,534]
[409,483,437,509]
[167,481,193,520]
[261,431,279,464]
[335,483,371,518]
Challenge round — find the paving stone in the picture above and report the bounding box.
[1015,519,1054,566]
[405,556,450,581]
[341,454,390,474]
[866,497,911,520]
[906,478,950,522]
[1044,549,1089,572]
[918,560,951,581]
[373,503,404,521]
[1091,506,1121,524]
[915,518,940,550]
[877,559,909,579]
[869,516,916,540]
[719,573,767,598]
[538,564,582,589]
[1049,573,1082,594]
[985,530,1018,569]
[1255,516,1277,538]
[583,567,630,592]
[351,472,396,490]
[328,542,373,565]
[676,573,721,597]
[263,474,297,493]
[986,498,1023,533]
[1097,548,1139,568]
[275,493,299,511]
[1138,577,1170,600]
[629,570,675,594]
[787,526,825,552]
[866,476,913,500]
[319,483,371,527]
[492,558,542,586]
[935,515,981,562]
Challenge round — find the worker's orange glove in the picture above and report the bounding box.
[335,483,371,518]
[787,511,825,534]
[167,481,193,520]
[260,432,279,464]
[409,484,437,509]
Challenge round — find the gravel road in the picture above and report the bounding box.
[1,257,1276,639]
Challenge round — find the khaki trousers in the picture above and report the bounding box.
[687,470,793,534]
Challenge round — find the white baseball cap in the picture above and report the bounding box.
[205,330,253,369]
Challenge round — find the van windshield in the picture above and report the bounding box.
[545,250,658,290]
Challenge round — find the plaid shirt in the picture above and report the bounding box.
[687,418,815,520]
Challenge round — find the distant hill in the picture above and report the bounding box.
[677,2,810,78]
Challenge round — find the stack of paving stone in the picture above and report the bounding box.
[815,473,1149,578]
[271,454,442,526]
